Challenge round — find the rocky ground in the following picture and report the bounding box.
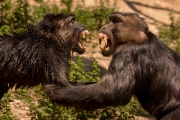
[9,0,180,120]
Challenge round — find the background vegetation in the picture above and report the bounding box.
[0,0,180,120]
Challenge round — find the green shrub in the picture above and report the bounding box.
[31,3,60,23]
[0,25,11,36]
[75,6,114,33]
[159,13,180,52]
[69,56,100,82]
[0,0,29,30]
[0,93,17,120]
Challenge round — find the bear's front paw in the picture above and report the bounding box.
[44,84,62,100]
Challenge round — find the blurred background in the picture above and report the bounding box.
[0,0,180,120]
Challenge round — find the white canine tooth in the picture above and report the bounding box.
[82,34,85,39]
[103,37,107,47]
[85,30,89,35]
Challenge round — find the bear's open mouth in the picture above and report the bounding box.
[98,33,111,52]
[78,30,89,50]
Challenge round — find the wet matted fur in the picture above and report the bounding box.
[0,13,88,98]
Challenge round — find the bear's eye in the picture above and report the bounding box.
[71,17,75,23]
[112,20,118,23]
[111,18,123,24]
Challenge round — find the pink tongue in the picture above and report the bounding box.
[80,30,89,35]
[98,33,108,38]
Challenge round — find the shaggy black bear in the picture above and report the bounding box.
[0,13,89,98]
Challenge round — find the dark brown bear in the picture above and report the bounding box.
[45,12,180,120]
[0,13,89,98]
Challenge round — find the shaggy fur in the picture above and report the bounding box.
[0,13,88,98]
[45,12,180,120]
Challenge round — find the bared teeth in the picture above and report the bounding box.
[103,37,107,47]
[99,37,108,48]
[78,30,89,50]
[82,34,86,39]
[81,30,89,35]
[80,30,89,40]
[78,42,86,49]
[84,30,89,35]
[98,33,110,52]
[98,33,108,47]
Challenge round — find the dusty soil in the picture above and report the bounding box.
[9,0,180,120]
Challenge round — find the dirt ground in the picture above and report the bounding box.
[9,0,180,120]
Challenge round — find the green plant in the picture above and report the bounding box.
[29,90,63,120]
[31,3,60,23]
[0,0,30,30]
[0,25,11,36]
[61,0,73,13]
[0,0,61,35]
[73,99,146,120]
[75,6,115,32]
[69,56,100,82]
[0,93,17,120]
[159,13,180,52]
